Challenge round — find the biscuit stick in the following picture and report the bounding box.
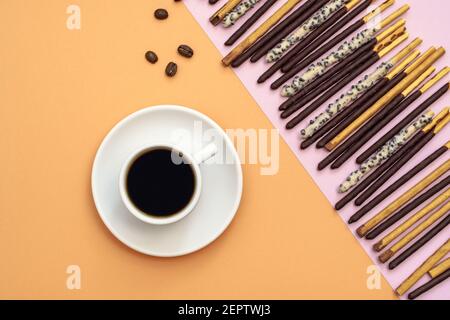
[356,159,450,237]
[395,239,450,296]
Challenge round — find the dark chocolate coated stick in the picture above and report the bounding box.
[333,91,422,169]
[281,41,376,112]
[283,53,379,125]
[273,19,367,88]
[300,77,391,149]
[408,268,450,299]
[318,94,404,170]
[300,42,422,149]
[356,132,435,208]
[365,176,450,239]
[279,0,396,74]
[271,21,365,89]
[334,132,427,210]
[354,132,436,207]
[225,0,279,46]
[278,40,376,111]
[329,66,443,169]
[279,0,375,73]
[257,7,347,82]
[230,0,318,67]
[249,0,330,63]
[257,0,373,83]
[285,50,388,126]
[356,83,450,164]
[273,1,403,87]
[356,108,450,219]
[349,144,449,224]
[331,95,413,169]
[354,104,449,205]
[316,73,407,149]
[389,215,450,271]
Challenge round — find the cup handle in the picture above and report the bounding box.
[193,143,217,164]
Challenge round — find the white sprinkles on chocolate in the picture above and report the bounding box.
[281,26,380,97]
[339,113,434,193]
[223,0,261,27]
[266,0,349,62]
[301,61,394,139]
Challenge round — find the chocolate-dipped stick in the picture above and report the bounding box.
[271,0,400,89]
[280,24,409,115]
[364,176,450,238]
[210,0,243,25]
[374,189,449,252]
[280,0,395,75]
[223,0,264,28]
[281,46,375,113]
[225,0,279,46]
[263,0,359,63]
[320,66,435,170]
[316,49,435,156]
[315,48,436,149]
[222,0,304,66]
[379,205,450,264]
[325,48,445,151]
[428,258,450,278]
[388,214,450,270]
[357,81,450,164]
[281,17,408,97]
[345,109,449,209]
[224,0,315,67]
[300,49,421,141]
[278,39,377,111]
[355,159,450,238]
[354,111,450,208]
[281,27,409,120]
[338,111,435,194]
[396,239,450,296]
[284,33,411,126]
[332,68,450,169]
[249,0,331,62]
[408,268,450,300]
[348,142,450,224]
[210,0,221,5]
[285,34,414,127]
[231,0,320,66]
[337,133,429,210]
[300,51,419,150]
[323,65,437,170]
[264,0,361,63]
[257,0,374,83]
[282,44,378,119]
[356,108,450,212]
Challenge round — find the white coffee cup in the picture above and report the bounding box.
[119,142,217,225]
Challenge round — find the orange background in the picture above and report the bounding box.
[0,0,395,299]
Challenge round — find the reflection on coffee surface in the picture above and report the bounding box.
[126,149,196,217]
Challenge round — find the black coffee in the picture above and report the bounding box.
[126,148,196,217]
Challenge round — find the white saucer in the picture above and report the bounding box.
[91,105,243,257]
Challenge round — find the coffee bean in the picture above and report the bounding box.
[165,62,178,77]
[154,9,168,20]
[145,51,158,64]
[177,45,194,58]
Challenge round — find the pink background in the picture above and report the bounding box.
[184,0,449,299]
